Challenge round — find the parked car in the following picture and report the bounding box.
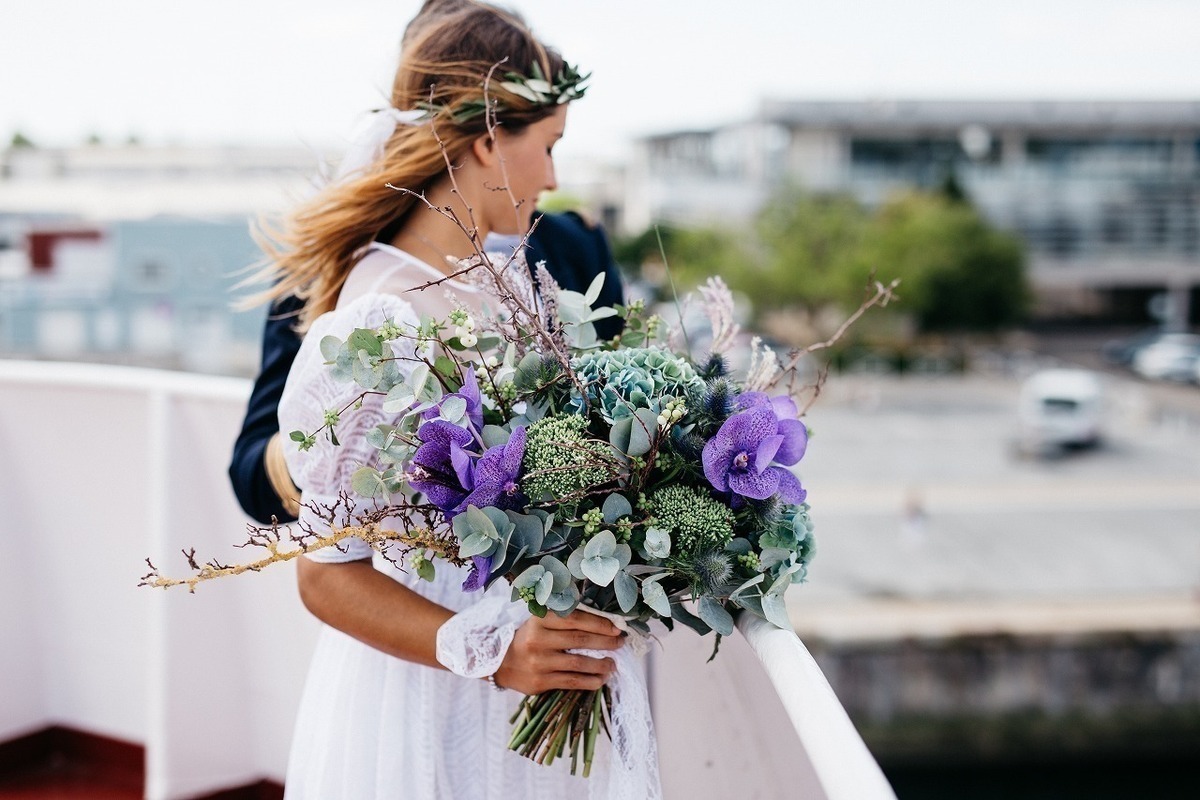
[1017,369,1105,454]
[1101,327,1166,367]
[1131,334,1200,382]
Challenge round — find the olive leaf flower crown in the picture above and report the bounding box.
[418,60,589,124]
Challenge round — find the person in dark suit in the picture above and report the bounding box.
[228,209,624,524]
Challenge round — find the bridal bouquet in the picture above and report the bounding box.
[143,240,893,777]
[293,261,818,775]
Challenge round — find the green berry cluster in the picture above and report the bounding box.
[521,415,612,501]
[647,484,734,556]
[377,318,405,340]
[737,552,761,571]
[656,397,687,429]
[582,507,604,535]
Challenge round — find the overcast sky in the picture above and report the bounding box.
[4,0,1200,163]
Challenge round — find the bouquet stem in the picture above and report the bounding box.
[508,687,611,776]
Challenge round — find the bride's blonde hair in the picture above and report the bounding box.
[254,1,567,332]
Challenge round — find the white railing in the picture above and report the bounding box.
[0,359,893,800]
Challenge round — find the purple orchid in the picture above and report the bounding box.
[734,392,809,465]
[461,554,494,592]
[702,394,808,503]
[423,366,484,432]
[460,426,527,512]
[409,419,477,516]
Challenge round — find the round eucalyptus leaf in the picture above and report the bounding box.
[350,467,387,498]
[601,493,633,524]
[641,578,672,617]
[319,335,344,362]
[580,555,620,587]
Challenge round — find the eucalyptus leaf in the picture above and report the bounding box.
[546,583,580,613]
[614,570,638,613]
[641,578,672,617]
[621,331,646,347]
[586,306,620,322]
[584,273,605,306]
[669,601,711,635]
[352,357,383,390]
[382,384,415,414]
[642,527,671,560]
[479,506,515,540]
[534,570,554,606]
[540,555,572,590]
[733,592,765,618]
[350,467,387,498]
[761,590,793,631]
[730,572,766,602]
[440,395,467,424]
[759,547,792,570]
[566,547,586,580]
[513,564,546,590]
[624,564,666,577]
[504,511,547,559]
[580,554,620,587]
[481,424,511,448]
[583,530,617,559]
[614,542,632,570]
[626,408,659,457]
[458,530,497,559]
[408,364,431,397]
[462,505,499,540]
[601,493,633,524]
[725,537,753,555]
[609,416,633,454]
[319,335,343,362]
[697,596,735,636]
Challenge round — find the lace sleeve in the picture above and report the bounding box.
[277,293,421,562]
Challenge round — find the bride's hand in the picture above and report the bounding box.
[492,610,624,694]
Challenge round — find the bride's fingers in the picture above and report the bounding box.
[543,670,610,692]
[539,610,622,636]
[544,652,615,677]
[542,628,625,652]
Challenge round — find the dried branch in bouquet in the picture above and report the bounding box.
[140,495,465,593]
[767,274,900,402]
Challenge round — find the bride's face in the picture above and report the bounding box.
[484,105,567,236]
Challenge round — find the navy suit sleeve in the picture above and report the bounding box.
[526,211,625,341]
[228,295,304,523]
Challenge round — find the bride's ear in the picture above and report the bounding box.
[470,133,499,167]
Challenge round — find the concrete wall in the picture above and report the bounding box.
[810,629,1200,764]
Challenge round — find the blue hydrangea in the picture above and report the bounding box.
[569,347,705,422]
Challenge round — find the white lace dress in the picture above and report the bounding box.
[277,244,661,800]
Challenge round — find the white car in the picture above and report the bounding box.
[1018,369,1104,452]
[1131,334,1200,382]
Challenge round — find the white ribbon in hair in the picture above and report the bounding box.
[334,107,429,182]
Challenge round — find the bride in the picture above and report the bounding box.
[258,2,660,798]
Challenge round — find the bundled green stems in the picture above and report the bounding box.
[508,687,612,776]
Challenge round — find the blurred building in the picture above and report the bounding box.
[625,100,1200,327]
[0,217,267,373]
[0,143,323,373]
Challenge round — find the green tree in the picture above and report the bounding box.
[753,187,870,310]
[619,186,1028,332]
[857,192,1028,331]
